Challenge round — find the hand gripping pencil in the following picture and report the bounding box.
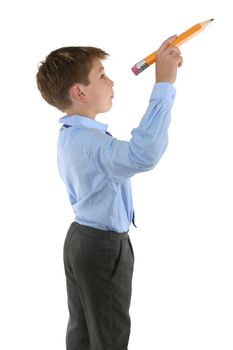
[131,19,214,76]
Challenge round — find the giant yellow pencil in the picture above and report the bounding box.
[131,19,214,76]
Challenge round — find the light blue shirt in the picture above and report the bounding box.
[57,82,176,233]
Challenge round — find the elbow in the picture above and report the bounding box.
[150,139,169,167]
[129,138,169,170]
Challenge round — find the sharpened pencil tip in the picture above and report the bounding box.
[210,18,214,21]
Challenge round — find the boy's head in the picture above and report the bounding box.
[36,46,114,118]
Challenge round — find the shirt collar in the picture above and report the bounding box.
[59,115,109,133]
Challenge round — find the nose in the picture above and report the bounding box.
[108,77,114,86]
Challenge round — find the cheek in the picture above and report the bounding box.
[89,89,100,104]
[96,89,107,103]
[89,83,108,105]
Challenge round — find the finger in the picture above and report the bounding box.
[178,56,183,67]
[170,52,183,67]
[166,45,181,56]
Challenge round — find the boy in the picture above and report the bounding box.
[36,36,183,350]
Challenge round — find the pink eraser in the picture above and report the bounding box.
[131,65,139,75]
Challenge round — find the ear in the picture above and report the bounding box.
[69,84,87,102]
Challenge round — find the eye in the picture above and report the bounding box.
[101,74,106,78]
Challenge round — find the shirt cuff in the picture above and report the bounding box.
[149,82,176,105]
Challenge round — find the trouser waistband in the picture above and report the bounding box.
[72,222,129,241]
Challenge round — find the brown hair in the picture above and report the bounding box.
[36,46,109,111]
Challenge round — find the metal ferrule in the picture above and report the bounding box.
[136,59,149,73]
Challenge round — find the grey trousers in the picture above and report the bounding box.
[63,222,135,350]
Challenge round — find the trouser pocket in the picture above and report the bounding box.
[128,237,134,261]
[111,240,123,279]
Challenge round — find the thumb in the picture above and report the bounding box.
[166,34,178,44]
[159,34,178,51]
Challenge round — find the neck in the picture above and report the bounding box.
[65,106,96,119]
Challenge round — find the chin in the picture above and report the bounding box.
[102,105,113,113]
[98,100,113,113]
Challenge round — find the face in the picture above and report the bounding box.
[82,58,114,116]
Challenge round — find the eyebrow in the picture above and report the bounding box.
[98,66,104,72]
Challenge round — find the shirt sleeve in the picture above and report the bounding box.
[93,82,176,183]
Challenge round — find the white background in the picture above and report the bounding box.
[0,0,232,349]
